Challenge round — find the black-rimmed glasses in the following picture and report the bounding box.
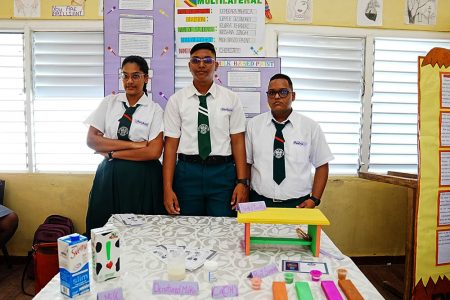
[266,88,291,98]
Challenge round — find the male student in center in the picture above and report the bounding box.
[163,42,248,216]
[245,73,334,208]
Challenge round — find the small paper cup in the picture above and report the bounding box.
[284,272,294,284]
[250,277,262,290]
[310,269,322,281]
[337,268,348,280]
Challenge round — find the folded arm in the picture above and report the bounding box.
[110,132,163,161]
[86,126,147,152]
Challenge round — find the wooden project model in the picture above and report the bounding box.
[237,208,330,257]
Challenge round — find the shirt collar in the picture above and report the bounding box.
[266,110,296,127]
[118,92,150,106]
[188,82,217,100]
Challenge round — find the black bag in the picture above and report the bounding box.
[32,215,74,246]
[21,215,75,296]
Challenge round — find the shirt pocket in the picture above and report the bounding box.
[212,108,232,134]
[288,139,310,163]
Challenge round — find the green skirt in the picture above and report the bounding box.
[86,158,165,235]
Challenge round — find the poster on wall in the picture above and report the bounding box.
[14,0,40,17]
[175,0,265,58]
[414,48,450,298]
[405,0,437,25]
[285,0,312,23]
[104,0,175,109]
[215,57,281,118]
[357,0,383,26]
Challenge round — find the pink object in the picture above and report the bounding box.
[310,269,322,281]
[321,280,344,300]
[250,277,262,290]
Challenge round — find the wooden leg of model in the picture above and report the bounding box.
[308,225,321,257]
[245,223,250,256]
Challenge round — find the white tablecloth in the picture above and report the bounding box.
[34,215,383,299]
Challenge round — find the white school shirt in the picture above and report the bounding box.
[84,93,164,142]
[164,83,246,156]
[246,111,334,200]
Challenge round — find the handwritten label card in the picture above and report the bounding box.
[211,284,239,298]
[97,288,124,300]
[152,280,199,296]
[248,263,279,278]
[52,6,84,16]
[237,201,266,213]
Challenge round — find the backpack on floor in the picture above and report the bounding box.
[21,215,75,296]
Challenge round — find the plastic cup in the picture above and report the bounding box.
[337,268,347,280]
[167,249,186,281]
[310,269,322,281]
[284,272,294,284]
[250,277,262,290]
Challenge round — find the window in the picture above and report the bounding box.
[0,33,26,171]
[278,33,365,175]
[369,37,450,173]
[2,25,449,174]
[32,32,104,172]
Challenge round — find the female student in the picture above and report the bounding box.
[85,55,165,236]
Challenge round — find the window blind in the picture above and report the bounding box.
[278,33,365,174]
[0,33,26,171]
[369,37,450,173]
[32,32,104,172]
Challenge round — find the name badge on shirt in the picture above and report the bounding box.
[134,119,149,127]
[293,140,306,146]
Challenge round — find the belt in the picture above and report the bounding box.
[271,194,310,203]
[251,189,310,203]
[178,153,234,165]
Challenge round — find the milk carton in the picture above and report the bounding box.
[91,226,120,282]
[57,233,90,298]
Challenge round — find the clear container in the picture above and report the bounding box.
[167,249,186,281]
[204,260,218,282]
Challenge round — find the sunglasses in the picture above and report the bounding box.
[119,72,146,80]
[266,88,291,98]
[190,57,215,65]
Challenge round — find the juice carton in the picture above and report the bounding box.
[91,226,120,282]
[57,233,90,298]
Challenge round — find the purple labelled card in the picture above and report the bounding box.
[237,201,266,213]
[211,284,239,298]
[97,288,124,300]
[249,263,279,278]
[152,280,199,296]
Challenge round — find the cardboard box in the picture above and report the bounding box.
[91,226,120,282]
[58,233,90,298]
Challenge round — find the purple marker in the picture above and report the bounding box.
[106,6,116,15]
[159,92,168,101]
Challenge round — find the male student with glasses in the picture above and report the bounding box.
[245,73,334,208]
[163,42,248,216]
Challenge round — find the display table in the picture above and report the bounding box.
[34,215,383,299]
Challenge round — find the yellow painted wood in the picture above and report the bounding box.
[237,208,330,225]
